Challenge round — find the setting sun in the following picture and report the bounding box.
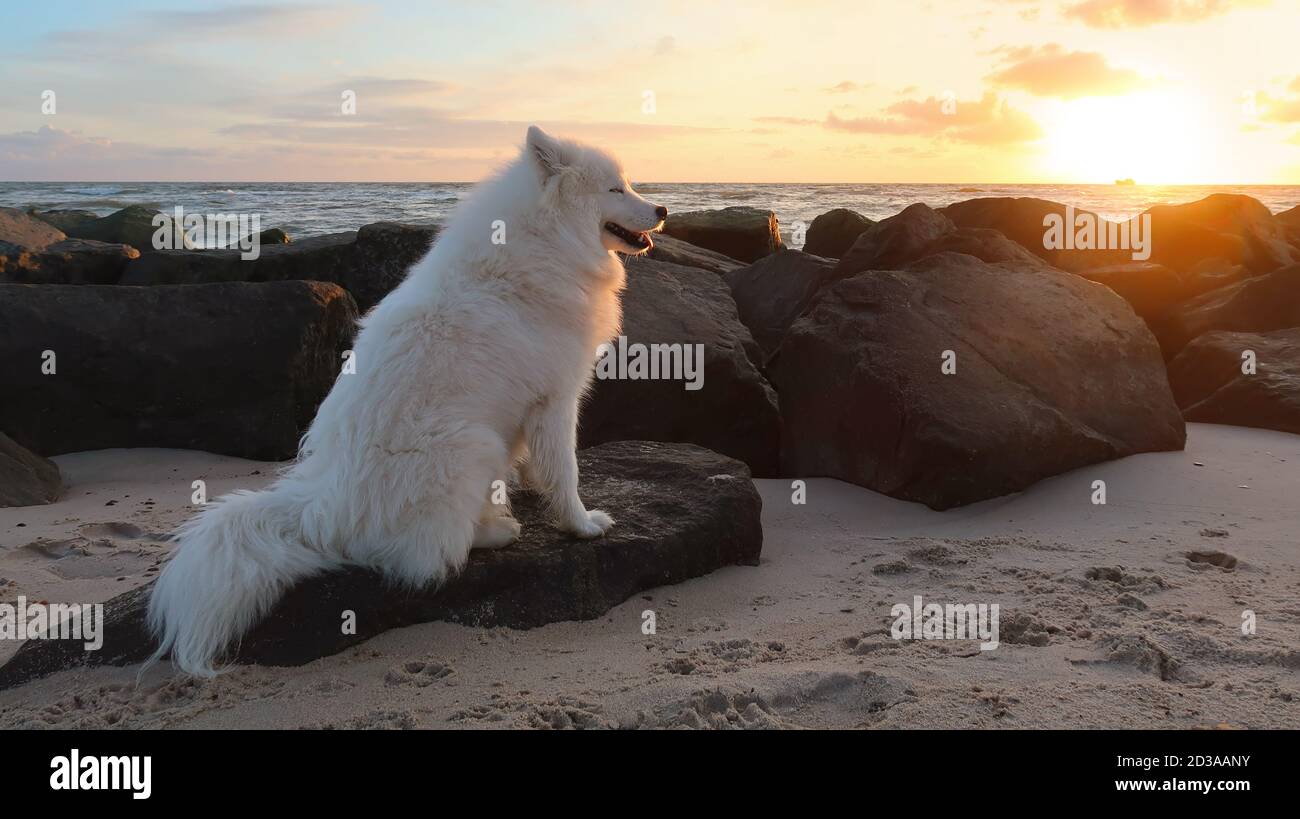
[1040,91,1218,184]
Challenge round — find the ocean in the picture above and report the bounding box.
[2,181,1297,249]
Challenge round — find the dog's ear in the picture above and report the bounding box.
[526,125,566,177]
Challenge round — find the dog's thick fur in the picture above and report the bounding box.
[147,127,666,676]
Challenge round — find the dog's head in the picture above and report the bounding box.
[526,125,667,255]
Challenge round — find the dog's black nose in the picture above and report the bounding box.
[655,206,668,221]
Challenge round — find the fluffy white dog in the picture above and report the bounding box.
[147,126,668,676]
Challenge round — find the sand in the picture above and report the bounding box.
[1,422,1296,729]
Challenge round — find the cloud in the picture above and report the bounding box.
[1061,0,1266,28]
[45,2,361,46]
[0,125,223,179]
[824,81,869,93]
[1256,88,1300,124]
[822,92,1043,145]
[986,44,1145,98]
[753,116,821,126]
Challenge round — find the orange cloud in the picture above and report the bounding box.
[1062,0,1266,28]
[824,92,1043,145]
[987,44,1145,98]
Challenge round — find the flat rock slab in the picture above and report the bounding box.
[0,441,761,689]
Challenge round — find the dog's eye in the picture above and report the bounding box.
[609,187,624,194]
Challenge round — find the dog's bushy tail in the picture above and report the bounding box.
[146,487,332,677]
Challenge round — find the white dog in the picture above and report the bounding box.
[147,126,667,676]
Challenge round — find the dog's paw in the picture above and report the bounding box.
[564,509,614,539]
[473,516,522,550]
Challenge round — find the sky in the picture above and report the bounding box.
[1,0,1299,183]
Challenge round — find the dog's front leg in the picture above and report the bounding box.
[524,395,613,539]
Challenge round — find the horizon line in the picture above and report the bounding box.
[3,180,1299,188]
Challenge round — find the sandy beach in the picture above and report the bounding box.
[1,421,1295,729]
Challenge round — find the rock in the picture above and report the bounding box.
[1143,194,1297,275]
[340,223,437,310]
[927,227,1053,269]
[1278,204,1300,228]
[1152,264,1300,358]
[1,238,140,285]
[62,205,181,252]
[1182,257,1251,299]
[228,227,291,248]
[0,207,138,284]
[803,208,874,258]
[939,197,1129,271]
[646,233,744,275]
[578,257,782,477]
[0,281,358,460]
[725,249,836,359]
[770,252,1186,510]
[831,204,955,279]
[120,222,436,311]
[1078,262,1186,322]
[0,432,62,508]
[0,441,763,687]
[941,194,1298,275]
[829,204,1053,284]
[0,207,66,249]
[28,208,99,235]
[662,206,782,263]
[1168,329,1300,435]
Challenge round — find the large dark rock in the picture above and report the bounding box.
[0,207,64,248]
[1151,264,1300,358]
[579,257,781,477]
[0,238,140,285]
[941,194,1298,276]
[770,252,1186,510]
[803,208,873,259]
[0,441,763,688]
[646,234,743,275]
[0,207,139,284]
[0,281,358,460]
[829,204,1052,284]
[939,197,1129,271]
[120,222,436,311]
[61,205,183,252]
[28,208,99,235]
[725,249,835,360]
[662,206,782,263]
[1143,194,1297,275]
[1168,329,1300,435]
[1078,262,1186,322]
[1077,259,1251,325]
[1279,205,1300,251]
[831,204,955,279]
[0,432,62,508]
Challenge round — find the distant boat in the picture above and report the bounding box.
[1114,178,1136,186]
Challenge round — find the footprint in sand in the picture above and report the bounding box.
[79,522,150,540]
[384,657,455,687]
[1185,550,1239,571]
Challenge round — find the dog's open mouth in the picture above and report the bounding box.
[604,221,653,250]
